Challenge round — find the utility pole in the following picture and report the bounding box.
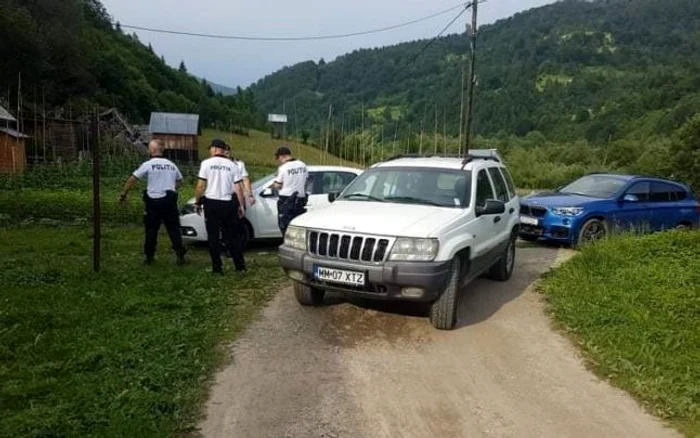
[462,0,478,156]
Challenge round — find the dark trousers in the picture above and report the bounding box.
[277,195,307,236]
[204,198,246,271]
[144,192,186,260]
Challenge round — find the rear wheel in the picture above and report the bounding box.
[576,218,607,248]
[429,257,461,330]
[294,282,325,306]
[490,235,516,281]
[676,222,692,231]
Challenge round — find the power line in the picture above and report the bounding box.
[120,3,469,42]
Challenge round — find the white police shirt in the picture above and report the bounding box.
[132,157,183,199]
[198,155,243,201]
[275,159,308,197]
[234,159,249,179]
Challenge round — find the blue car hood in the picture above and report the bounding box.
[523,192,599,207]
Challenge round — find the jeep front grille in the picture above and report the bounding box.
[308,231,393,263]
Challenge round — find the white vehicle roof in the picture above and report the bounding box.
[306,165,363,173]
[372,149,504,172]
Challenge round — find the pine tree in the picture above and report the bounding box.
[178,61,187,73]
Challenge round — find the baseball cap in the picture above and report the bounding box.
[274,146,292,157]
[210,138,230,150]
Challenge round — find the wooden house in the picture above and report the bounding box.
[0,106,28,174]
[148,112,200,161]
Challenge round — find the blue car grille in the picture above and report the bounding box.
[520,204,548,218]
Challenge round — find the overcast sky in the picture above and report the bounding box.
[101,0,557,88]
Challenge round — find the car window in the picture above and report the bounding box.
[626,182,650,202]
[651,182,680,203]
[339,167,472,208]
[672,187,688,201]
[320,172,357,194]
[475,169,495,207]
[305,172,320,195]
[499,167,517,198]
[488,167,510,202]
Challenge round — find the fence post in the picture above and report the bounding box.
[91,111,101,272]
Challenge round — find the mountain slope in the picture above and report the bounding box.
[249,0,700,144]
[0,0,258,128]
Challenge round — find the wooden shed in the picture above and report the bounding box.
[0,106,28,174]
[148,112,200,162]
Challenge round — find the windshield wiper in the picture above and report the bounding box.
[385,196,443,207]
[342,193,385,202]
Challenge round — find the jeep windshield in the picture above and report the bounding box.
[338,167,472,208]
[559,175,628,199]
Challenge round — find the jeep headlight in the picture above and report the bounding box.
[389,238,439,262]
[552,207,584,217]
[284,226,307,250]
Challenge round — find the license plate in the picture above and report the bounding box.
[520,215,539,226]
[313,265,365,287]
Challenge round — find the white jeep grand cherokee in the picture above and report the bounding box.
[278,150,520,330]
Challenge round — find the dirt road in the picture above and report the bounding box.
[198,246,679,438]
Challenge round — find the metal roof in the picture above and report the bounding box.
[0,127,29,139]
[0,106,17,122]
[148,112,199,135]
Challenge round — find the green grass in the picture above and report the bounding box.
[0,226,287,437]
[199,129,362,168]
[540,231,700,436]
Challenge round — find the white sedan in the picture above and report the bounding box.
[179,165,363,245]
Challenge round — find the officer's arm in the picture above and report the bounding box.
[194,179,206,205]
[119,175,138,202]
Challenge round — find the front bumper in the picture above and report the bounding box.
[179,213,208,242]
[519,213,581,243]
[279,245,451,302]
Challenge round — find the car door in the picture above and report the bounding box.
[614,181,654,232]
[649,182,681,230]
[488,166,515,245]
[470,168,499,274]
[307,171,358,211]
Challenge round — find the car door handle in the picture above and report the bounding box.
[494,216,502,223]
[509,207,515,214]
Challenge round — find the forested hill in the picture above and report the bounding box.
[0,0,258,127]
[250,0,700,144]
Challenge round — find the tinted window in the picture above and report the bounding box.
[651,182,683,203]
[339,167,472,208]
[320,172,357,194]
[560,175,628,199]
[488,167,510,202]
[499,167,517,198]
[626,182,650,202]
[305,172,320,195]
[475,169,495,207]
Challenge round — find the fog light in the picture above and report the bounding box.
[563,219,570,226]
[401,287,424,298]
[288,270,305,282]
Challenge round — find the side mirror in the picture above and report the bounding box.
[622,194,639,203]
[328,192,339,203]
[261,187,277,198]
[476,199,506,217]
[555,185,564,192]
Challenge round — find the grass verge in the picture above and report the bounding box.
[539,230,700,436]
[0,226,286,437]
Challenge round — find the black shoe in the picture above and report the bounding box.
[144,257,154,266]
[212,267,224,275]
[176,253,186,266]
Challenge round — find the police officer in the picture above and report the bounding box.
[272,146,308,236]
[194,139,246,274]
[224,149,255,208]
[119,139,187,265]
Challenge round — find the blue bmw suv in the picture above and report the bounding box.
[519,173,700,246]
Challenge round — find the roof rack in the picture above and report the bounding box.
[382,149,503,167]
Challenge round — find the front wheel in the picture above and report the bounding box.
[429,257,461,330]
[576,218,607,248]
[294,282,325,306]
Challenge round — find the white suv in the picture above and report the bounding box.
[278,151,520,330]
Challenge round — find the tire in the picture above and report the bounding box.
[676,223,692,231]
[294,282,325,306]
[576,218,607,248]
[429,257,461,331]
[490,235,516,281]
